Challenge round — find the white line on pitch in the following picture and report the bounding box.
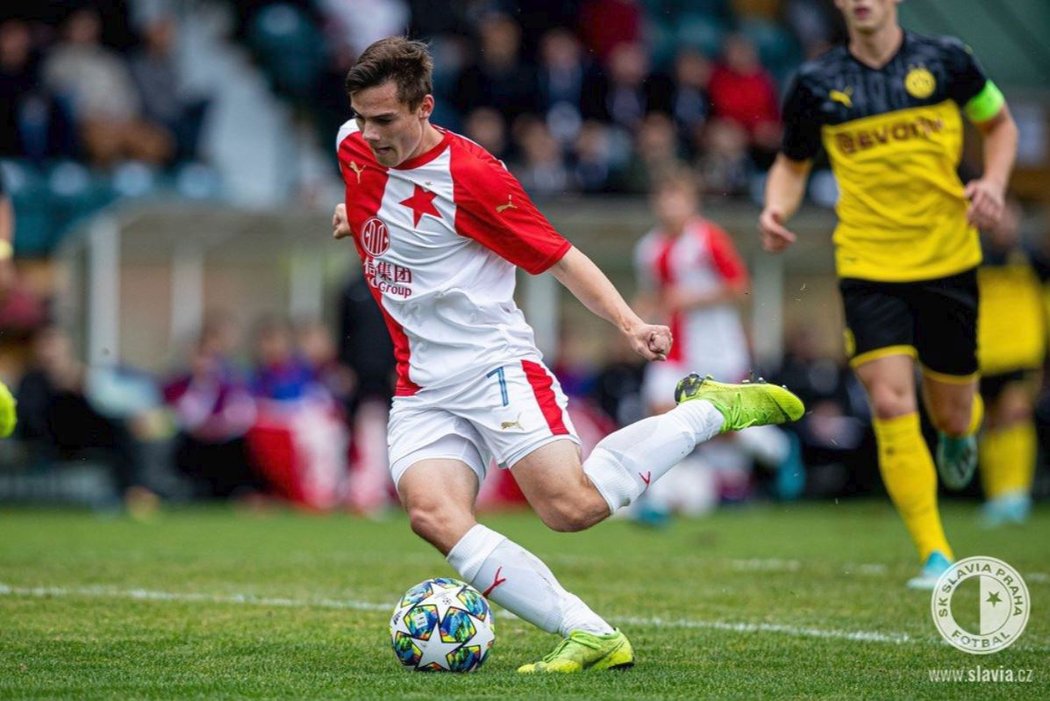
[0,583,389,612]
[2,582,1046,651]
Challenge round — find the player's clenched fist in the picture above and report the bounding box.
[628,323,672,362]
[332,203,351,239]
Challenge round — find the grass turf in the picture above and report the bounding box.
[0,500,1047,699]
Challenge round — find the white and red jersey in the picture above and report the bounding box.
[336,121,571,395]
[634,217,750,381]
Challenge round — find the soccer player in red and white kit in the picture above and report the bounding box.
[332,37,804,672]
[635,171,796,514]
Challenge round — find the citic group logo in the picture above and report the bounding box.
[361,217,390,257]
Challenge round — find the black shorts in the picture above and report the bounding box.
[979,369,1037,404]
[839,268,978,379]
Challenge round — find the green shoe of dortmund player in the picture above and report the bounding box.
[0,380,16,438]
[517,629,634,673]
[675,373,805,432]
[935,432,978,490]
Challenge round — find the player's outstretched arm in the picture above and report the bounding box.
[550,246,671,361]
[965,105,1018,230]
[759,154,811,253]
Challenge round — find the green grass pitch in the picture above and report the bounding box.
[1,501,1047,699]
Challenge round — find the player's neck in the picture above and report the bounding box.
[405,123,443,163]
[848,24,903,69]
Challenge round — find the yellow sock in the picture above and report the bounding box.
[966,393,984,436]
[980,421,1037,499]
[873,413,954,562]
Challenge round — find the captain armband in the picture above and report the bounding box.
[964,81,1006,123]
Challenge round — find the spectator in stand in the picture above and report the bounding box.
[43,7,173,167]
[452,13,537,126]
[163,326,260,500]
[0,19,76,161]
[585,42,672,132]
[616,113,681,194]
[296,318,355,407]
[338,273,397,515]
[707,33,781,166]
[249,314,348,510]
[782,0,845,58]
[512,117,572,198]
[535,28,592,149]
[251,314,319,401]
[129,16,210,163]
[773,323,873,495]
[695,117,752,197]
[16,325,152,508]
[668,48,712,158]
[463,107,509,162]
[572,121,615,193]
[578,0,643,65]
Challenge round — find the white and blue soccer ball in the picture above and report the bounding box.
[389,577,495,672]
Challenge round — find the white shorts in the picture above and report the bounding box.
[387,357,580,490]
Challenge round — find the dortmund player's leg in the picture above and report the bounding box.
[855,355,954,589]
[978,375,1037,526]
[915,268,983,491]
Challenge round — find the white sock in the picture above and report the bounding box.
[584,399,724,511]
[446,524,614,637]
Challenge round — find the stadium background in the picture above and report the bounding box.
[0,0,1047,512]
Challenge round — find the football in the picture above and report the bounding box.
[389,577,495,672]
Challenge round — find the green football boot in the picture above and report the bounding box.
[935,432,977,490]
[0,380,16,438]
[675,373,805,432]
[517,629,634,673]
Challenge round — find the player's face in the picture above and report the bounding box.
[350,80,434,167]
[834,0,900,34]
[653,185,697,233]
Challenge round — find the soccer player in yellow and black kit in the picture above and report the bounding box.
[759,0,1018,588]
[977,201,1047,527]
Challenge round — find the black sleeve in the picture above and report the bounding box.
[780,72,823,161]
[940,36,988,106]
[1024,243,1050,283]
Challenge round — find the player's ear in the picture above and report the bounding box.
[418,94,434,121]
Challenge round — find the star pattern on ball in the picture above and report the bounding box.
[415,630,466,669]
[399,184,440,227]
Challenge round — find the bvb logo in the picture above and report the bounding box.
[931,556,1030,655]
[905,66,936,99]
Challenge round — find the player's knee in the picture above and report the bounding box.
[408,503,458,547]
[867,383,914,419]
[537,492,604,533]
[540,507,592,533]
[939,412,971,436]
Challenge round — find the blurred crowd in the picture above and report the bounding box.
[0,0,847,221]
[244,0,843,198]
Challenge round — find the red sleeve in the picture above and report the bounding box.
[707,223,749,287]
[449,138,571,275]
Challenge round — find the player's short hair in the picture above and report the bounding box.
[345,36,433,109]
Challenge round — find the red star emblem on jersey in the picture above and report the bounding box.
[399,184,440,227]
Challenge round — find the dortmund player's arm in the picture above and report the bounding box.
[944,39,1019,231]
[760,154,811,253]
[762,70,819,253]
[964,102,1018,231]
